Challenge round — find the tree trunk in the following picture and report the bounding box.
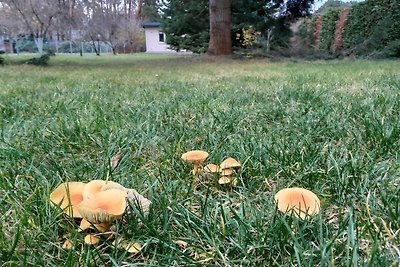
[208,0,232,55]
[34,37,44,54]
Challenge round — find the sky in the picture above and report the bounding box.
[312,0,366,11]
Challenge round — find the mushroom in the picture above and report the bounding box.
[219,157,241,170]
[101,182,151,217]
[79,218,110,233]
[50,182,86,218]
[82,180,108,200]
[181,150,209,175]
[84,234,100,245]
[220,168,233,177]
[218,158,241,187]
[61,240,73,249]
[274,187,320,219]
[218,176,231,185]
[204,163,219,174]
[78,189,127,224]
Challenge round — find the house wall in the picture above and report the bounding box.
[144,27,176,53]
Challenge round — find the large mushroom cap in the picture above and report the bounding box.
[181,150,209,163]
[78,189,127,223]
[50,182,86,218]
[101,183,152,217]
[82,180,108,200]
[220,157,241,170]
[274,187,320,219]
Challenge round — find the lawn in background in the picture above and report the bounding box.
[1,54,399,266]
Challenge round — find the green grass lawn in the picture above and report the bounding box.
[1,54,399,266]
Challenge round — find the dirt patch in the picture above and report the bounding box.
[331,8,350,53]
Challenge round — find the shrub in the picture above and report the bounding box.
[343,0,400,56]
[298,18,309,43]
[0,56,4,65]
[26,54,51,66]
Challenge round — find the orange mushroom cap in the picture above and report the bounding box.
[274,187,320,219]
[204,163,219,173]
[218,176,231,185]
[220,168,233,176]
[84,234,100,245]
[78,189,127,223]
[82,180,108,200]
[220,157,241,170]
[50,182,86,218]
[181,150,209,163]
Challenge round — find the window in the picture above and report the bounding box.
[159,32,165,43]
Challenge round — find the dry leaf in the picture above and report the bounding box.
[113,239,142,254]
[79,219,91,232]
[124,242,142,254]
[110,149,122,170]
[175,240,188,248]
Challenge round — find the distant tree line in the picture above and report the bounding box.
[297,0,400,57]
[0,0,160,54]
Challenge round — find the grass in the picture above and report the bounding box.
[0,54,400,266]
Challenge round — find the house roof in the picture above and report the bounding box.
[142,22,161,28]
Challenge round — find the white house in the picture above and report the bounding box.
[142,22,177,53]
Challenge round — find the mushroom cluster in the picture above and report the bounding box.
[50,180,151,251]
[181,150,241,187]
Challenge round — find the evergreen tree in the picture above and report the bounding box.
[161,0,315,53]
[161,0,209,53]
[141,0,162,22]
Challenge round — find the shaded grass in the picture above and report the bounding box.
[1,54,400,266]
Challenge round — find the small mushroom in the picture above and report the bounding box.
[50,182,86,218]
[181,150,209,175]
[218,176,231,185]
[220,168,233,177]
[204,163,219,174]
[78,189,127,224]
[79,218,110,232]
[219,157,241,170]
[84,234,100,245]
[274,187,320,219]
[61,240,73,249]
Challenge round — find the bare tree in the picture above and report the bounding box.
[84,0,142,55]
[0,0,62,53]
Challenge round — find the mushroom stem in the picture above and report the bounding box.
[193,163,199,175]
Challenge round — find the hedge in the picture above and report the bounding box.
[319,9,340,53]
[295,0,400,57]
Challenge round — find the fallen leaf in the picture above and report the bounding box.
[110,149,122,170]
[175,240,188,248]
[124,242,141,254]
[113,239,142,254]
